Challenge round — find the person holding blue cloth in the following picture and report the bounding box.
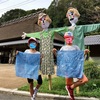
[16,37,42,100]
[53,31,90,100]
[25,37,42,100]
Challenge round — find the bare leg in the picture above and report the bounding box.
[65,78,73,86]
[71,74,88,89]
[33,78,42,99]
[29,82,34,97]
[36,84,41,89]
[65,78,75,100]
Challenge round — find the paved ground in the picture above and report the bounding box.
[0,92,30,100]
[0,92,69,100]
[0,64,27,89]
[0,88,99,100]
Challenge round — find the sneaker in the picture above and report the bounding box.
[65,85,75,100]
[31,97,35,100]
[33,87,38,99]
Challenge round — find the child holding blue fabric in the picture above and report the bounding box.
[16,37,42,100]
[25,37,42,100]
[53,31,89,100]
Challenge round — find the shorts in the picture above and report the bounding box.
[27,75,42,85]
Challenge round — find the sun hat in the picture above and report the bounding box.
[38,13,47,20]
[64,31,73,39]
[28,37,38,44]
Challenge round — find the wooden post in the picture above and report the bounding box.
[76,86,79,94]
[74,78,79,94]
[48,75,52,90]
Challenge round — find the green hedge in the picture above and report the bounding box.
[84,61,100,79]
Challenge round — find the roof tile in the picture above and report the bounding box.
[85,35,100,45]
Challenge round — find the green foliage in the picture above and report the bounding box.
[39,76,66,95]
[84,61,100,79]
[47,0,68,28]
[18,84,29,92]
[26,8,45,15]
[18,77,67,95]
[0,9,27,24]
[81,79,100,92]
[0,8,44,25]
[0,0,100,30]
[47,0,100,28]
[18,77,100,97]
[79,79,100,97]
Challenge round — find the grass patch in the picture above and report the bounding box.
[76,79,100,97]
[18,77,100,98]
[18,76,67,95]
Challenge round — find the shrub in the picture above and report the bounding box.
[84,61,100,79]
[79,79,100,97]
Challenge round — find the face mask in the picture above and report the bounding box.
[29,43,36,49]
[65,37,73,44]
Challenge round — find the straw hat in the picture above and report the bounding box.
[38,13,47,20]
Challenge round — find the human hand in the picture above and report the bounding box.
[16,50,19,55]
[52,48,57,56]
[84,49,90,55]
[52,48,57,53]
[68,26,75,31]
[21,32,26,39]
[40,54,44,58]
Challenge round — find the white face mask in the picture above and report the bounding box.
[40,17,50,29]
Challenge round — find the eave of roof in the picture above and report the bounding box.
[84,35,100,45]
[0,10,44,28]
[0,39,64,47]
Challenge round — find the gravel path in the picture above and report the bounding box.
[0,64,27,89]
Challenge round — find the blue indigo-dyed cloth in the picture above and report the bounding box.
[57,50,84,78]
[15,51,40,80]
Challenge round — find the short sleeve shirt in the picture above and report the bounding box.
[24,49,40,54]
[60,45,80,51]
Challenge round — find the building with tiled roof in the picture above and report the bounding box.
[85,35,100,45]
[85,35,100,57]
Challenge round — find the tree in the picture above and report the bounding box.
[0,9,27,24]
[47,0,100,27]
[27,8,45,15]
[47,0,68,28]
[0,0,100,32]
[0,8,44,25]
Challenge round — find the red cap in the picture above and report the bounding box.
[28,37,38,44]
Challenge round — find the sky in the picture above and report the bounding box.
[0,0,53,17]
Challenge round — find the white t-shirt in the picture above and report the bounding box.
[60,45,80,51]
[24,49,40,54]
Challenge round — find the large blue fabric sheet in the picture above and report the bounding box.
[15,51,40,80]
[57,50,84,78]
